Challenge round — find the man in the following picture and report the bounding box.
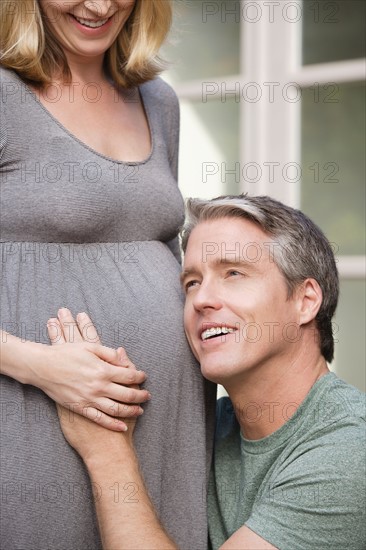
[51,195,365,549]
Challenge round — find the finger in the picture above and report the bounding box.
[104,400,145,419]
[89,410,137,432]
[66,396,145,420]
[116,346,137,369]
[58,402,130,432]
[106,383,151,404]
[76,312,101,344]
[89,345,147,383]
[109,366,147,386]
[79,405,131,432]
[57,308,84,343]
[103,346,137,369]
[84,395,146,418]
[47,318,66,345]
[92,344,133,367]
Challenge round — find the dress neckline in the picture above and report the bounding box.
[14,72,154,166]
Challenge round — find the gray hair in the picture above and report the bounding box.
[181,194,339,363]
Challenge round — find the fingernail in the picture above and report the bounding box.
[138,407,144,415]
[47,318,58,325]
[58,308,69,317]
[77,312,87,321]
[147,392,152,400]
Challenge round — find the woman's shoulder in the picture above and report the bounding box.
[0,65,18,84]
[0,67,14,157]
[0,66,23,104]
[140,76,179,111]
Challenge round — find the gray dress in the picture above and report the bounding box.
[0,67,216,550]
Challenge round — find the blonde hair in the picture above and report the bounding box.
[0,0,172,87]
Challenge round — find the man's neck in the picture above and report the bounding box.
[225,349,329,441]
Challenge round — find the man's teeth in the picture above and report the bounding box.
[201,327,236,341]
[74,16,109,28]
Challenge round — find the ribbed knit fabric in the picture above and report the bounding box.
[0,67,216,550]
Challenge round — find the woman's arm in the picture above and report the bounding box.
[0,310,150,431]
[51,313,177,550]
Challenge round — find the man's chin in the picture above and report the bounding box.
[199,360,227,385]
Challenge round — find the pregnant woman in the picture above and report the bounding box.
[0,1,215,548]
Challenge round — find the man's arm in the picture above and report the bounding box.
[86,444,176,550]
[220,526,277,550]
[49,311,177,550]
[57,406,177,550]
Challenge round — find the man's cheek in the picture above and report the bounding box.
[184,327,199,361]
[183,305,190,334]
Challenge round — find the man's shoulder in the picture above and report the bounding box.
[214,375,365,450]
[305,373,365,437]
[246,377,366,550]
[273,374,365,487]
[323,373,365,415]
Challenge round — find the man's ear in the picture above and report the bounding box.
[297,278,323,326]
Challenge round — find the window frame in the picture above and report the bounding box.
[172,0,365,283]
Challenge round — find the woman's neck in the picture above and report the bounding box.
[59,52,108,86]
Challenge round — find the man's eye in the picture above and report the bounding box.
[185,280,199,292]
[227,270,241,277]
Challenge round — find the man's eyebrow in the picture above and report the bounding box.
[213,258,259,271]
[180,269,198,285]
[180,258,259,285]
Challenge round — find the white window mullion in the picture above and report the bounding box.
[241,0,302,207]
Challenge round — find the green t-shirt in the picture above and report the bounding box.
[208,373,366,549]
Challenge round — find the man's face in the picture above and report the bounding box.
[182,217,301,385]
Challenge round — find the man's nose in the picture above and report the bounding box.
[192,280,222,312]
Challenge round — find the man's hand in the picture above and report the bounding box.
[56,399,134,466]
[48,312,177,550]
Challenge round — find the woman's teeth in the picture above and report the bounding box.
[73,15,109,28]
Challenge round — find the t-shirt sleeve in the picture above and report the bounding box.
[245,421,366,550]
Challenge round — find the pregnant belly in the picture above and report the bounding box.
[0,240,186,367]
[0,242,212,550]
